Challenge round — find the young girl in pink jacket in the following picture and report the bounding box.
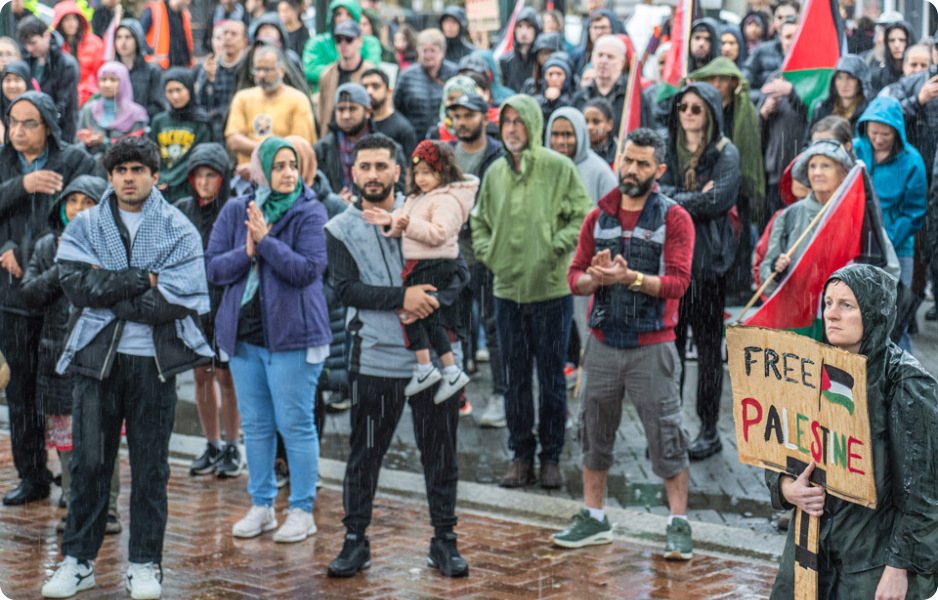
[363,140,480,402]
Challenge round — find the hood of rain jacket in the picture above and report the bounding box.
[870,20,913,94]
[853,96,927,257]
[721,24,747,67]
[689,18,721,70]
[546,106,618,204]
[470,94,594,303]
[52,1,104,106]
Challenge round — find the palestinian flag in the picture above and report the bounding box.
[821,364,855,415]
[101,4,122,61]
[492,0,526,61]
[742,164,866,337]
[781,0,845,118]
[655,0,693,103]
[616,54,643,154]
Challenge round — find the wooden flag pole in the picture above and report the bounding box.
[793,506,820,600]
[735,189,839,324]
[613,54,640,171]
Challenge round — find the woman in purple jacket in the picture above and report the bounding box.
[205,137,331,545]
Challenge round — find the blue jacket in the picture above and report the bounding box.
[205,184,332,355]
[853,96,927,258]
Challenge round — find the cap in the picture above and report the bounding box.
[335,82,370,108]
[333,20,361,38]
[792,139,855,187]
[446,92,488,114]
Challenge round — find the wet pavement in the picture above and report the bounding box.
[0,438,780,600]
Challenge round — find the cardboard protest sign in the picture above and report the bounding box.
[726,326,876,509]
[466,0,500,31]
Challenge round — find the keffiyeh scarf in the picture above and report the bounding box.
[55,186,214,374]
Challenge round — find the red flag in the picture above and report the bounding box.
[655,0,692,102]
[619,54,642,138]
[743,165,866,331]
[493,0,526,61]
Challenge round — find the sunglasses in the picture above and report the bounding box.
[678,103,704,115]
[335,35,356,44]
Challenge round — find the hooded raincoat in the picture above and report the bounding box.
[440,6,475,65]
[546,107,617,204]
[806,55,872,139]
[766,264,938,600]
[535,54,573,124]
[302,0,383,91]
[116,19,166,120]
[521,33,566,95]
[721,24,747,68]
[20,175,106,415]
[657,82,741,278]
[0,91,96,316]
[470,94,593,304]
[869,21,913,96]
[52,1,104,107]
[853,97,926,258]
[498,6,542,93]
[688,18,721,72]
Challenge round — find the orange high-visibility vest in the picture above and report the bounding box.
[144,0,194,69]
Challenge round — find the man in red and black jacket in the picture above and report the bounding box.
[551,128,698,560]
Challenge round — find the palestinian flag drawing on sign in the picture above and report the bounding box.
[822,364,855,415]
[781,0,845,118]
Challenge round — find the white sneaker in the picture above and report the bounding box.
[433,369,470,403]
[232,505,278,538]
[479,394,507,428]
[404,365,441,396]
[475,348,490,362]
[273,507,317,543]
[42,556,95,598]
[126,562,162,600]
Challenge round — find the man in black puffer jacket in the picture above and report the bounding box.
[393,28,458,141]
[440,6,475,65]
[18,18,80,143]
[498,6,541,93]
[0,91,96,507]
[657,81,740,462]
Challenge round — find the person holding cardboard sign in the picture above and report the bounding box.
[765,264,938,600]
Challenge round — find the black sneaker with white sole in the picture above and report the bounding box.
[427,532,469,577]
[215,443,243,478]
[189,442,223,475]
[327,534,371,577]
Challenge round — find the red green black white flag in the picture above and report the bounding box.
[821,364,855,415]
[781,0,845,117]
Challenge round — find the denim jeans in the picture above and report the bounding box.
[494,295,573,464]
[62,354,176,564]
[230,342,323,513]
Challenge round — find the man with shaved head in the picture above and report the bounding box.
[573,35,651,134]
[903,44,932,77]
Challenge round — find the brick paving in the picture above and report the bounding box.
[0,435,779,600]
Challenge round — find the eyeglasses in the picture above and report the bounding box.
[678,103,704,115]
[8,116,41,131]
[251,66,277,76]
[0,52,18,59]
[335,35,356,44]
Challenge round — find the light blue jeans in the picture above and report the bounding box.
[230,342,323,513]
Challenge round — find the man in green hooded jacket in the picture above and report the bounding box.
[766,264,938,599]
[471,94,593,490]
[684,56,764,302]
[302,0,382,92]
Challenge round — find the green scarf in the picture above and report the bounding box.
[257,137,303,224]
[683,57,766,222]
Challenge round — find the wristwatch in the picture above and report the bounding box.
[629,272,644,292]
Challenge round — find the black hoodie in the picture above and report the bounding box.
[689,18,720,71]
[521,33,566,95]
[657,82,741,278]
[0,91,97,315]
[440,6,475,65]
[175,143,237,327]
[23,30,80,143]
[20,175,107,415]
[805,54,872,140]
[116,19,165,120]
[870,20,913,96]
[498,6,542,93]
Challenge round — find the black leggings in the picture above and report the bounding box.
[402,258,458,357]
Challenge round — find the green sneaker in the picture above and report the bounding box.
[664,518,693,560]
[550,509,613,548]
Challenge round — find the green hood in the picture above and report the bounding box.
[328,0,362,32]
[684,57,766,218]
[824,264,897,362]
[499,94,543,176]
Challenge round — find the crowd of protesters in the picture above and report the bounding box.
[0,0,935,598]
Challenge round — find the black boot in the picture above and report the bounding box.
[687,427,722,461]
[3,479,51,506]
[327,533,371,578]
[428,532,469,577]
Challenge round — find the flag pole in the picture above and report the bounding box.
[735,188,840,324]
[614,54,640,170]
